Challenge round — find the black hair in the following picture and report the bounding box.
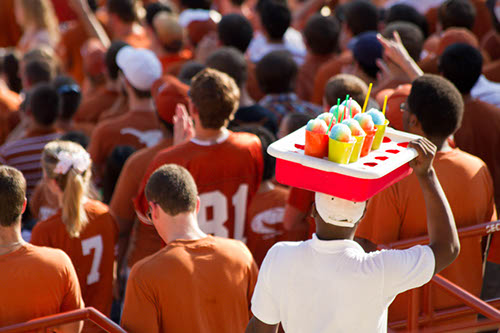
[344,0,379,36]
[206,47,247,87]
[0,50,22,93]
[52,76,82,121]
[438,43,483,94]
[24,60,53,86]
[105,41,129,80]
[178,61,206,85]
[102,145,136,204]
[60,131,90,149]
[408,74,464,138]
[438,0,476,31]
[256,51,297,94]
[217,14,254,53]
[180,0,211,10]
[29,84,60,127]
[107,0,138,23]
[145,2,173,27]
[257,0,291,41]
[234,125,276,181]
[382,21,424,61]
[386,4,429,37]
[304,14,340,55]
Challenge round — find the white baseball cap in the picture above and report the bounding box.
[315,192,366,228]
[116,46,162,91]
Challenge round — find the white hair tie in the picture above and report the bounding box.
[53,151,91,175]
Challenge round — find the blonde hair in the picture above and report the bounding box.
[19,0,60,45]
[42,141,91,238]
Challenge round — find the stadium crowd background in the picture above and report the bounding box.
[0,0,499,331]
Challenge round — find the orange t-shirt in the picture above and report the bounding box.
[0,244,84,326]
[121,236,259,333]
[246,185,289,266]
[110,138,172,268]
[74,87,119,124]
[29,180,59,221]
[311,51,353,106]
[483,59,500,83]
[356,149,497,321]
[58,21,90,84]
[0,0,21,48]
[159,49,193,76]
[134,131,263,241]
[31,200,118,317]
[481,31,500,62]
[88,109,161,169]
[296,53,332,103]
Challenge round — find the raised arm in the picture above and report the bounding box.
[69,0,111,48]
[409,138,460,275]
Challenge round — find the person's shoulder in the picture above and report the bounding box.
[439,148,489,171]
[85,199,110,216]
[32,211,63,233]
[227,131,261,148]
[24,243,73,268]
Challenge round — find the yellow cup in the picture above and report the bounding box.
[349,135,366,163]
[371,120,390,150]
[328,137,356,164]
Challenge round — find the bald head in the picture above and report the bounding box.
[153,12,184,53]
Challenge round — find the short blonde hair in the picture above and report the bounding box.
[19,0,60,44]
[42,141,91,238]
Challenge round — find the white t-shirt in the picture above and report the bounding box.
[251,235,435,333]
[470,75,500,109]
[247,29,306,65]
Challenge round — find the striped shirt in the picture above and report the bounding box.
[259,93,322,125]
[0,129,60,198]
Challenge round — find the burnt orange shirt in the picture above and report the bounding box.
[122,28,151,49]
[88,109,161,168]
[0,244,84,326]
[159,49,193,76]
[481,31,500,61]
[74,87,119,124]
[483,59,500,83]
[0,0,21,47]
[110,138,172,268]
[356,149,497,321]
[121,236,259,333]
[29,180,59,221]
[296,53,332,103]
[134,132,263,241]
[246,185,289,266]
[31,200,118,316]
[58,21,91,84]
[311,51,353,106]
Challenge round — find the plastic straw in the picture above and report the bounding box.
[382,95,388,116]
[362,83,372,113]
[349,97,353,119]
[330,98,340,133]
[342,95,349,122]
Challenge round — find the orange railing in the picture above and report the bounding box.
[0,308,126,333]
[381,220,500,332]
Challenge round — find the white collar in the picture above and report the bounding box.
[190,129,230,146]
[309,234,364,253]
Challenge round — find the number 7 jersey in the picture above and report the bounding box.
[134,131,263,242]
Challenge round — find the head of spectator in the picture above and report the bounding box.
[303,14,340,56]
[145,1,174,29]
[341,0,378,47]
[27,83,59,130]
[217,14,253,53]
[52,76,82,127]
[257,51,297,95]
[81,39,107,87]
[14,0,60,48]
[151,12,185,55]
[0,166,27,230]
[145,164,202,241]
[178,61,206,85]
[323,74,368,109]
[436,27,479,56]
[22,59,54,90]
[106,0,140,36]
[385,4,429,38]
[206,47,247,90]
[382,22,424,62]
[41,140,92,238]
[257,0,291,43]
[21,47,59,89]
[1,49,22,93]
[438,0,476,32]
[179,0,211,10]
[277,112,313,139]
[116,46,162,101]
[60,131,90,150]
[404,74,464,148]
[351,32,383,83]
[487,0,500,32]
[102,145,136,204]
[104,41,130,91]
[438,43,483,95]
[151,75,190,135]
[189,68,240,129]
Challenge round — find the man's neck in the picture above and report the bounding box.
[315,218,356,241]
[0,223,25,256]
[193,124,228,142]
[239,87,255,107]
[161,214,208,244]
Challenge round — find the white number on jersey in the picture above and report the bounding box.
[81,235,103,285]
[198,184,249,242]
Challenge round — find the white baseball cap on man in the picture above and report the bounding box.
[116,46,162,91]
[315,192,367,228]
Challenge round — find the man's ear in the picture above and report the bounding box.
[21,198,27,215]
[408,112,419,129]
[195,196,201,214]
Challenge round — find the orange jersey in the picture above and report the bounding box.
[31,200,118,316]
[159,49,193,76]
[246,185,289,266]
[134,131,263,241]
[356,149,497,321]
[74,86,119,124]
[0,244,84,326]
[0,0,21,48]
[121,236,258,333]
[58,21,91,84]
[110,139,172,268]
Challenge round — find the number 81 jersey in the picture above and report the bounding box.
[134,131,263,242]
[30,200,118,317]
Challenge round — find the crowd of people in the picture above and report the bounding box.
[0,0,499,331]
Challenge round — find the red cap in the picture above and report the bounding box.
[437,28,479,56]
[151,75,189,124]
[81,38,106,77]
[187,19,217,46]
